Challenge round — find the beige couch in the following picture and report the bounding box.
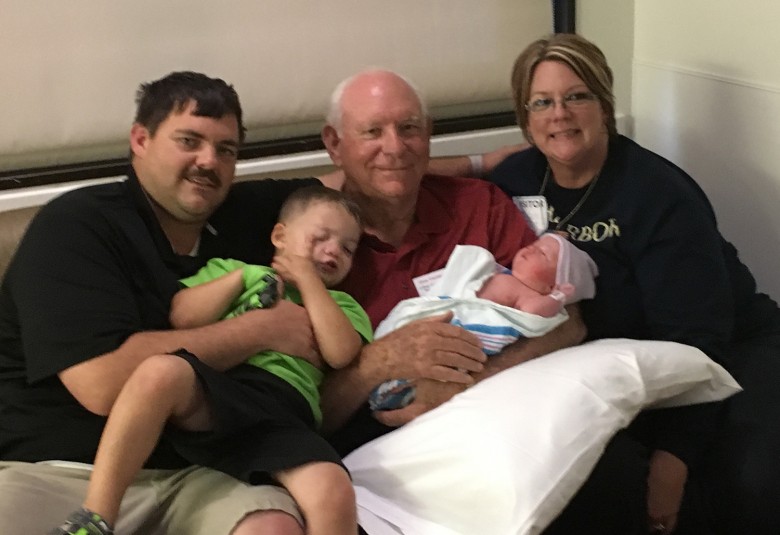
[0,206,40,281]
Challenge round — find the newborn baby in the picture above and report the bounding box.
[477,233,595,317]
[370,233,598,411]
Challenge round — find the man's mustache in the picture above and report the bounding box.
[188,167,220,187]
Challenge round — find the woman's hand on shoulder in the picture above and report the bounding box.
[482,142,530,175]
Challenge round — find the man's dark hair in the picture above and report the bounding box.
[279,185,363,229]
[134,71,247,143]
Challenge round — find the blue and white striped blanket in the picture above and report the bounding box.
[374,245,568,355]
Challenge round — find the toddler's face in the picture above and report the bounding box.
[510,235,559,293]
[280,202,361,287]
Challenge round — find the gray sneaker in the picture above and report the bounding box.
[48,507,114,535]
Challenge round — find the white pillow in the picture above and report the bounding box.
[345,338,741,535]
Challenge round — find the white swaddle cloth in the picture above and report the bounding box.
[374,245,569,355]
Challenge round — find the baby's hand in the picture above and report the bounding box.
[548,283,576,308]
[556,283,575,299]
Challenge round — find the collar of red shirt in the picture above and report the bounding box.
[360,176,452,256]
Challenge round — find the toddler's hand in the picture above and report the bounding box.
[272,252,318,287]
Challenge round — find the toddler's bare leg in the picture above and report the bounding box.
[84,354,213,525]
[276,462,357,535]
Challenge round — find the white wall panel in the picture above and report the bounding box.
[635,0,780,89]
[633,0,780,300]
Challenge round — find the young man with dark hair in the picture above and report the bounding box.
[0,71,320,535]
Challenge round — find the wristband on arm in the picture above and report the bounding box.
[468,154,484,177]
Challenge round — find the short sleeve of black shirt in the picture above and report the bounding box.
[5,183,183,383]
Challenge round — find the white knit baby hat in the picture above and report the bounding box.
[542,233,599,304]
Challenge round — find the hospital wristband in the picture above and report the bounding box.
[468,154,484,177]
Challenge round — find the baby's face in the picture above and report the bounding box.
[510,235,560,292]
[280,202,361,287]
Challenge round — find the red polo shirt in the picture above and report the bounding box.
[337,175,536,328]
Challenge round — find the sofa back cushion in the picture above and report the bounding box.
[0,206,40,281]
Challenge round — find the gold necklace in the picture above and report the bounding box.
[538,166,600,231]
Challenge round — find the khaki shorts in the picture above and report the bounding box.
[0,461,303,534]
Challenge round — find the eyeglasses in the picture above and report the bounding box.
[525,91,598,113]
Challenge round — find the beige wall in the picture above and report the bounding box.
[0,0,551,172]
[580,0,780,300]
[577,0,635,131]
